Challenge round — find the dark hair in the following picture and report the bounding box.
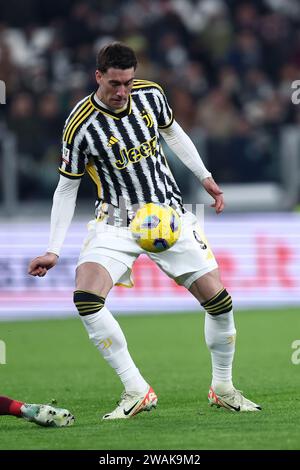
[96,42,137,73]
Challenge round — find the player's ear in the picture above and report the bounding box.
[95,70,102,85]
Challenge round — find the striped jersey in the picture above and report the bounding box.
[59,79,184,221]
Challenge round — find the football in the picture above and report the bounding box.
[130,203,181,253]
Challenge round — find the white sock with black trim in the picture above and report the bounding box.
[204,310,236,395]
[81,306,148,393]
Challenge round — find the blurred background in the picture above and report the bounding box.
[0,0,300,317]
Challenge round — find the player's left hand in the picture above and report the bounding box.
[202,177,224,214]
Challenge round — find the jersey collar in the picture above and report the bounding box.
[90,92,132,119]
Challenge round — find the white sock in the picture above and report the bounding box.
[204,310,236,395]
[81,306,148,393]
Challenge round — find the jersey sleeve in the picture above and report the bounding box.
[59,100,92,179]
[156,86,174,129]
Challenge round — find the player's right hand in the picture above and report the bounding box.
[28,253,58,277]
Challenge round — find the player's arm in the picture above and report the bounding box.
[29,99,89,276]
[159,120,224,213]
[28,175,80,277]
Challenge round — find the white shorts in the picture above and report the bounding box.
[77,211,218,289]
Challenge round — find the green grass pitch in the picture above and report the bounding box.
[0,308,299,450]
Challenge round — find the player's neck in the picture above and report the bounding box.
[95,91,128,113]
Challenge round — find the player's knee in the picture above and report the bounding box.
[73,290,105,316]
[201,288,232,315]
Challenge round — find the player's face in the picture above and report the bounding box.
[95,67,135,110]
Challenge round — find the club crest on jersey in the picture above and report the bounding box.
[193,230,207,249]
[62,144,70,163]
[141,109,154,128]
[114,136,157,170]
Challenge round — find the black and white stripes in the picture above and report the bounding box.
[59,80,183,219]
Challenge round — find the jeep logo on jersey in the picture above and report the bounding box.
[114,136,157,170]
[193,230,207,249]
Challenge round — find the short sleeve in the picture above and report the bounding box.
[59,134,87,179]
[156,87,174,129]
[59,97,93,179]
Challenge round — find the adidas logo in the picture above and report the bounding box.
[108,136,119,147]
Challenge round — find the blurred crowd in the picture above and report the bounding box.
[1,0,300,200]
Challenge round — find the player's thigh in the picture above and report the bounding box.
[75,262,113,297]
[189,268,223,304]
